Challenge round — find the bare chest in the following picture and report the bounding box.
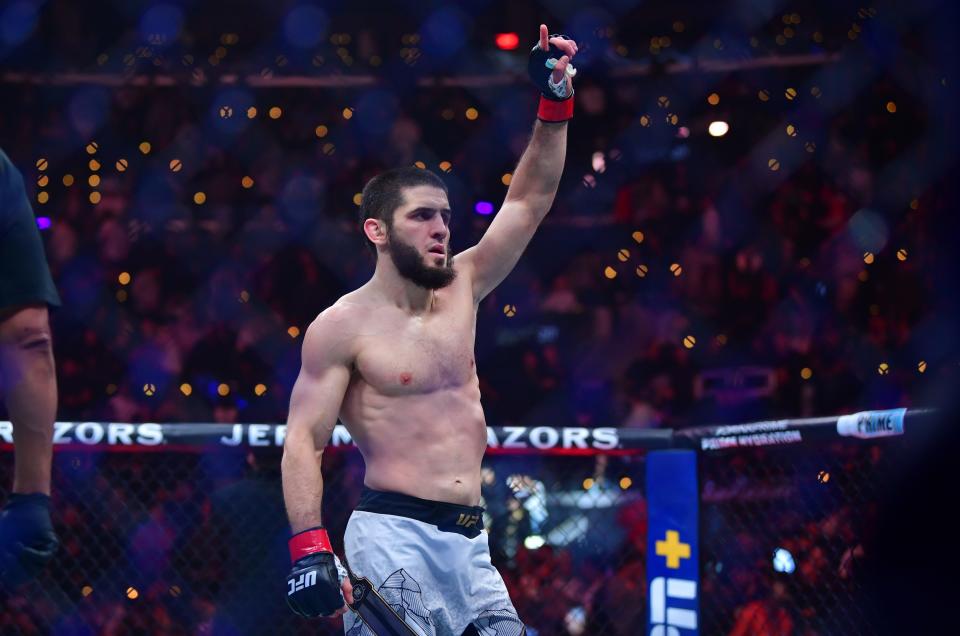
[354,308,477,394]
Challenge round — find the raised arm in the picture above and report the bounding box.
[459,25,577,302]
[281,306,354,619]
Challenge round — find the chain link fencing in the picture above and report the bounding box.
[699,439,909,635]
[0,422,919,635]
[0,448,648,635]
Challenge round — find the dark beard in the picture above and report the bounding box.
[387,228,457,290]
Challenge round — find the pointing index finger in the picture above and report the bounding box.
[539,24,549,50]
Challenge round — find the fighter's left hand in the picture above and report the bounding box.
[539,24,578,93]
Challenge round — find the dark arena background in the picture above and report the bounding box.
[1,1,959,634]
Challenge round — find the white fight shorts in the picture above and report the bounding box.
[343,487,525,636]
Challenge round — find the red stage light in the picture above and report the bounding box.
[495,32,520,50]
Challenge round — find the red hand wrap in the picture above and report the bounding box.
[288,527,333,563]
[537,95,574,122]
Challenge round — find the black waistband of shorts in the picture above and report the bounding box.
[355,486,486,538]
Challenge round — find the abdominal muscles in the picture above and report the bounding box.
[339,376,487,506]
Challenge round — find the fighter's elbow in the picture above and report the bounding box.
[282,422,313,455]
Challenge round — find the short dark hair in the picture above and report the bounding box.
[358,167,448,254]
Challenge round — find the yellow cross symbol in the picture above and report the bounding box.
[655,530,691,569]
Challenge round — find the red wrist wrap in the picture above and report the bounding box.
[537,95,574,122]
[288,527,333,563]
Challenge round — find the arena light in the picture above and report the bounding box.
[773,547,795,573]
[708,120,729,137]
[475,200,494,215]
[523,535,545,550]
[592,151,606,173]
[36,216,51,230]
[495,32,519,50]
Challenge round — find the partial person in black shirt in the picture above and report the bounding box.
[0,148,60,588]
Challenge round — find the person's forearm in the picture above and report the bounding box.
[0,315,57,495]
[503,120,568,219]
[281,428,324,533]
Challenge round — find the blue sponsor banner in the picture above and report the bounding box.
[647,450,699,635]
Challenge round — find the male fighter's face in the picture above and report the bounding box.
[385,185,456,290]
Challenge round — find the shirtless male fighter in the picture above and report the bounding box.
[0,148,60,588]
[282,26,577,635]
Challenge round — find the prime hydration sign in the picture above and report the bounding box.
[647,450,699,635]
[836,408,906,439]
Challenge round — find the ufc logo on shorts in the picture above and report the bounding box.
[649,576,697,635]
[456,513,480,528]
[287,571,317,595]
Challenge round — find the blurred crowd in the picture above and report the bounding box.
[0,63,951,431]
[2,2,957,634]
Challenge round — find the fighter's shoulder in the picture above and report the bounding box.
[303,298,365,363]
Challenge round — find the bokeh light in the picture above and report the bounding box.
[708,121,729,137]
[284,5,328,49]
[495,32,519,50]
[474,201,494,215]
[138,5,183,45]
[0,2,39,47]
[421,7,467,59]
